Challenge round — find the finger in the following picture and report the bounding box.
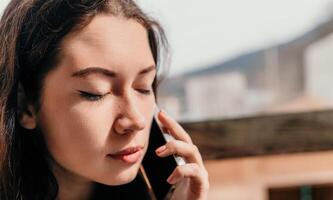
[157,110,193,144]
[167,163,209,192]
[156,140,204,167]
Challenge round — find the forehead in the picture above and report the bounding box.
[58,15,154,73]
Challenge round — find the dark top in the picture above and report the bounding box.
[90,174,153,200]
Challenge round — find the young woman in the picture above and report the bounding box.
[0,0,209,199]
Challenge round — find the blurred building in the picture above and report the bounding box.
[305,29,333,103]
[185,110,333,200]
[184,72,246,119]
[158,15,333,200]
[158,17,333,121]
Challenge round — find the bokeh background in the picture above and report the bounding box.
[137,0,333,121]
[138,1,333,199]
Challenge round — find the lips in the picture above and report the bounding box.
[108,146,143,164]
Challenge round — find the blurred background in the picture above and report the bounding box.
[137,0,333,121]
[3,0,333,199]
[137,1,333,199]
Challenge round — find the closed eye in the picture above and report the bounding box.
[78,91,106,101]
[136,88,152,95]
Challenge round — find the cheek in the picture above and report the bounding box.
[38,97,113,165]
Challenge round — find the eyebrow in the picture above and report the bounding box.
[71,65,156,78]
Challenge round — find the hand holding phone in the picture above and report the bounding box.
[141,107,186,200]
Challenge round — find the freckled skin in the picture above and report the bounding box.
[38,15,156,186]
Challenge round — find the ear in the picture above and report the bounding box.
[19,104,37,130]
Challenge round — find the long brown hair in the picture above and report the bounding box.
[0,0,168,199]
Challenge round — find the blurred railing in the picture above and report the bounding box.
[182,110,333,160]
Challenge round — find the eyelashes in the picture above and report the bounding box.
[79,91,105,101]
[135,89,152,95]
[78,88,153,102]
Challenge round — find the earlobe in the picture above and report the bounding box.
[19,105,37,130]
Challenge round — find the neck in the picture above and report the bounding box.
[52,161,94,200]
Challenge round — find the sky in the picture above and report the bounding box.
[1,0,333,75]
[137,0,333,75]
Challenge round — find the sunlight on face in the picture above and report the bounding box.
[37,15,156,185]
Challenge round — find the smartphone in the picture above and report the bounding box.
[141,110,186,200]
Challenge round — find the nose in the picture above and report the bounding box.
[113,101,146,135]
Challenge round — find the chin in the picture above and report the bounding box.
[103,165,140,186]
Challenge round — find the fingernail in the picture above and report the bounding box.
[167,175,174,184]
[160,109,167,115]
[156,145,166,154]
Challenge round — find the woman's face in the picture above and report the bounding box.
[37,15,156,185]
